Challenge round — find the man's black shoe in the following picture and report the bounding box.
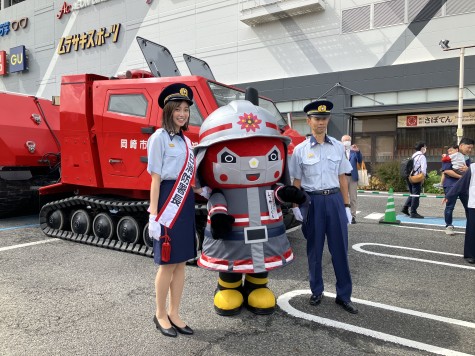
[309,294,323,306]
[401,207,409,216]
[410,213,424,219]
[351,217,356,224]
[335,298,358,314]
[465,258,475,264]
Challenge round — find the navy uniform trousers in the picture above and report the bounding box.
[465,208,475,259]
[302,192,352,302]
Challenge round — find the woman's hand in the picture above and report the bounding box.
[193,186,212,199]
[148,215,162,239]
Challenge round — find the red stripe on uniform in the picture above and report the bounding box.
[265,122,279,130]
[283,249,292,259]
[199,123,233,140]
[233,258,253,266]
[199,253,229,265]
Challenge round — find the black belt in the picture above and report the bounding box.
[344,173,352,176]
[306,187,340,195]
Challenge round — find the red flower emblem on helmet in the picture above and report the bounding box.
[238,112,261,132]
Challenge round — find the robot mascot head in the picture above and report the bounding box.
[195,100,291,189]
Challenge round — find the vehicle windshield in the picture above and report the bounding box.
[208,82,288,130]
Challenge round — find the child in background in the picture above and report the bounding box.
[434,144,467,188]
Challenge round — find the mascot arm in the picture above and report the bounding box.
[274,184,306,205]
[208,191,235,240]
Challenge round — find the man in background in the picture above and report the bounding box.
[341,135,362,224]
[443,137,474,235]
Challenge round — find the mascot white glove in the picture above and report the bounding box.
[345,207,352,225]
[148,214,162,240]
[292,207,303,222]
[199,186,212,200]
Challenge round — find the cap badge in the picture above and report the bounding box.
[317,105,327,112]
[179,88,188,97]
[238,112,261,132]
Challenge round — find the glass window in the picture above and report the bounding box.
[208,81,288,130]
[354,116,396,133]
[189,101,204,127]
[376,136,395,162]
[108,94,148,118]
[5,0,26,7]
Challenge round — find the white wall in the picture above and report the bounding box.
[0,0,474,98]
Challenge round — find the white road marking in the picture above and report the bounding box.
[0,239,59,252]
[364,213,385,220]
[278,290,474,356]
[389,224,465,234]
[0,224,39,231]
[353,243,475,270]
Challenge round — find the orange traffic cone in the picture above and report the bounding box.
[379,188,400,225]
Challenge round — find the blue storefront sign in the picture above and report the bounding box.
[9,45,27,73]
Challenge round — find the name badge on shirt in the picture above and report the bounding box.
[307,153,314,158]
[266,190,279,220]
[169,143,175,147]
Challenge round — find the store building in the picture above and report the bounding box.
[1,0,475,170]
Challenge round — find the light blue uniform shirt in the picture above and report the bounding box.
[147,129,187,180]
[290,135,352,191]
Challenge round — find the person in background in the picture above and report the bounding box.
[341,135,362,224]
[401,141,427,219]
[442,137,474,235]
[435,144,466,188]
[444,162,475,264]
[290,99,358,314]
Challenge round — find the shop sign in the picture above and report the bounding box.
[57,2,72,19]
[0,17,28,36]
[397,112,475,128]
[9,46,27,73]
[57,23,121,54]
[57,0,114,19]
[0,51,6,76]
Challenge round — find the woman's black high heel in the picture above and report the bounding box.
[153,315,177,337]
[168,316,194,335]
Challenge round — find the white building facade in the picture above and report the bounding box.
[1,0,475,167]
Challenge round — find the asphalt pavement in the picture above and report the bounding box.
[0,193,474,356]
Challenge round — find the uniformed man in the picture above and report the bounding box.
[289,99,358,314]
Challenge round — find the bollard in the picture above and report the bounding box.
[379,187,401,225]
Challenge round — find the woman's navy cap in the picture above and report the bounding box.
[158,83,194,109]
[304,100,333,117]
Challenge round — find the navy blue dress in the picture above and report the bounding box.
[153,180,197,264]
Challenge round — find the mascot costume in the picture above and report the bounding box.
[195,92,305,315]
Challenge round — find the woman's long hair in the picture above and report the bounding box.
[161,100,190,133]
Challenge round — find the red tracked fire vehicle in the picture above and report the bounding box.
[0,93,60,217]
[38,38,305,257]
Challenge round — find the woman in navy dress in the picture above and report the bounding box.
[147,83,199,337]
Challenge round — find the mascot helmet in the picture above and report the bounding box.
[195,100,291,188]
[196,100,291,149]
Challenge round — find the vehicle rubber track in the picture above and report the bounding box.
[39,195,153,257]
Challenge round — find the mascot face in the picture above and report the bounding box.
[201,137,285,188]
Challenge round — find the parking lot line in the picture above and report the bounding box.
[0,224,40,231]
[278,290,473,356]
[0,239,59,252]
[352,243,475,270]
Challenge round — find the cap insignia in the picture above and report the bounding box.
[179,88,188,97]
[318,105,327,112]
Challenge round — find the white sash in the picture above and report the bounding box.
[156,134,195,228]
